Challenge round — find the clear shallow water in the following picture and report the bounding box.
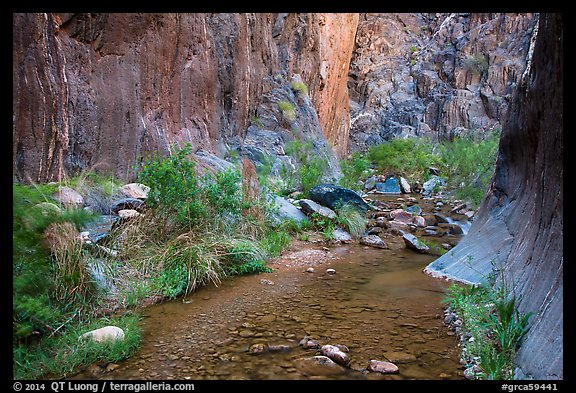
[72,236,464,380]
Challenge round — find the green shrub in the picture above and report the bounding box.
[13,183,96,344]
[437,131,500,208]
[339,151,372,191]
[278,99,296,122]
[368,138,437,183]
[291,81,308,97]
[464,54,489,75]
[284,139,328,197]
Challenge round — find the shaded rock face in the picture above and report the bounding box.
[424,14,562,379]
[348,13,537,150]
[13,13,358,183]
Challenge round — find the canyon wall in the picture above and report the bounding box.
[13,13,358,183]
[424,13,563,379]
[348,13,537,150]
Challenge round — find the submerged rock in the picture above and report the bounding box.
[293,355,346,376]
[367,359,399,374]
[320,344,350,366]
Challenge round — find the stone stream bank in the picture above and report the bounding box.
[70,179,475,380]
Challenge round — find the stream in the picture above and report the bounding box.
[72,196,466,380]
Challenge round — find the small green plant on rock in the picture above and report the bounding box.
[278,99,296,122]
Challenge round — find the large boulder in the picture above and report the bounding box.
[309,184,371,214]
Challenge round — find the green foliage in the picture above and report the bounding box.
[368,138,437,184]
[334,204,367,239]
[278,99,296,122]
[13,183,97,344]
[291,81,308,97]
[437,131,500,208]
[443,279,532,380]
[464,54,489,75]
[338,151,372,191]
[284,139,328,197]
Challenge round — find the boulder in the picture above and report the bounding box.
[118,209,141,219]
[79,326,124,343]
[413,216,426,227]
[367,360,399,374]
[375,176,401,194]
[364,176,377,191]
[360,234,387,249]
[53,186,84,208]
[403,233,430,253]
[309,184,371,214]
[119,183,150,199]
[34,202,62,216]
[298,199,337,219]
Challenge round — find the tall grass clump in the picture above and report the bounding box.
[335,203,368,239]
[442,277,532,380]
[13,182,142,379]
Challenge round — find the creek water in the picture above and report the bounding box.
[73,212,465,380]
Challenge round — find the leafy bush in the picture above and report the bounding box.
[284,139,328,197]
[368,137,437,183]
[339,151,372,191]
[13,183,96,343]
[437,131,500,207]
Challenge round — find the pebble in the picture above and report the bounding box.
[326,268,336,274]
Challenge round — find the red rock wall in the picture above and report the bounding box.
[13,13,358,183]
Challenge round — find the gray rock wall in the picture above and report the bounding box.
[424,13,563,379]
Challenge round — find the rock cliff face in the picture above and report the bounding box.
[13,13,358,183]
[348,13,537,150]
[424,13,562,379]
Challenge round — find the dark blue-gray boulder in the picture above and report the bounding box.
[309,184,371,214]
